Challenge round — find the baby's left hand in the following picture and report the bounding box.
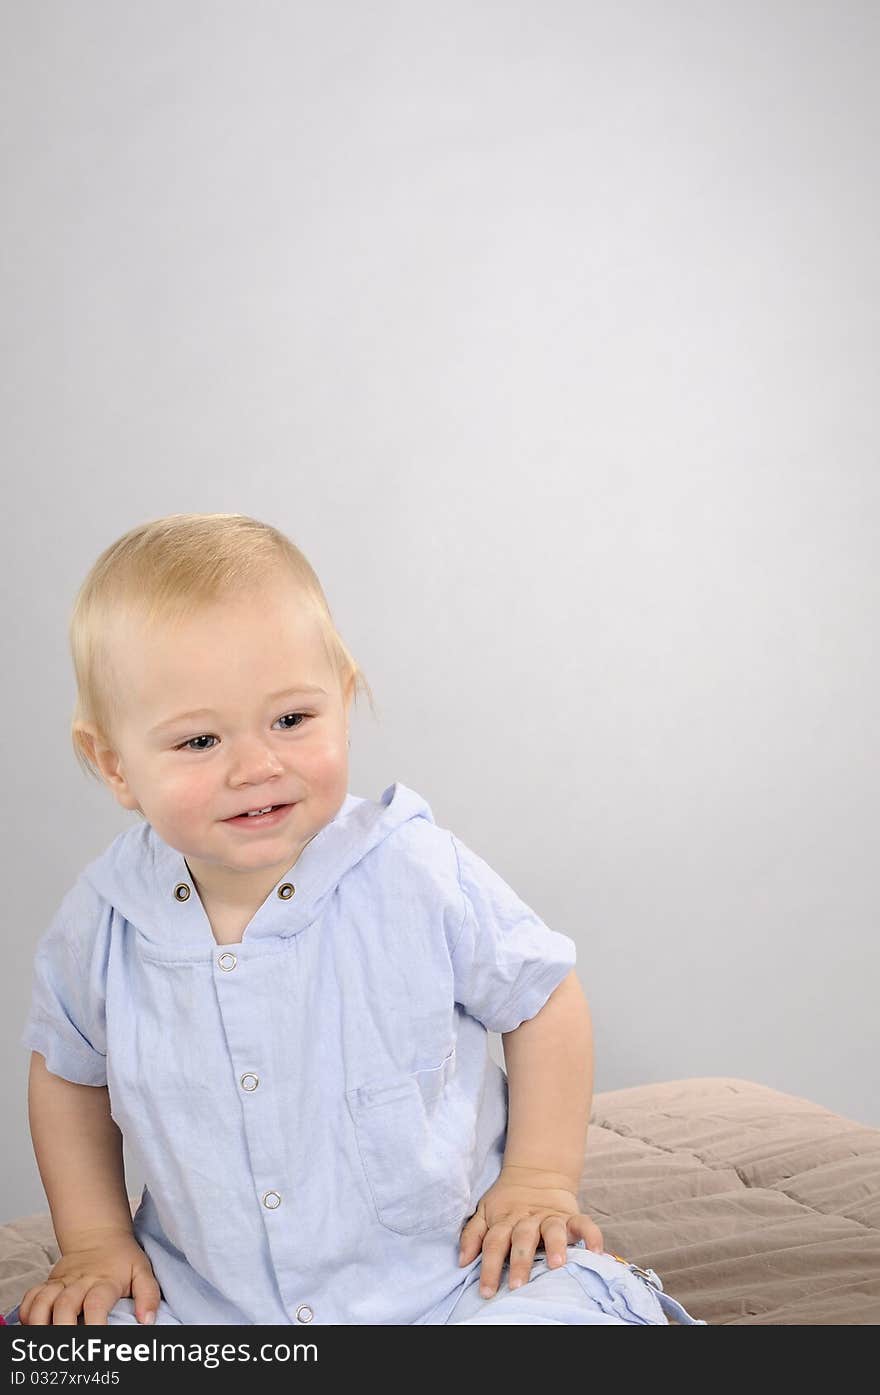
[458,1165,604,1298]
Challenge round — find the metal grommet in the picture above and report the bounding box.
[277,883,295,899]
[295,1304,314,1323]
[218,951,237,972]
[173,882,191,902]
[262,1191,282,1209]
[240,1073,259,1092]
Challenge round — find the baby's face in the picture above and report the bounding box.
[90,576,352,895]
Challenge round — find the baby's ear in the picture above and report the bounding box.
[74,722,138,810]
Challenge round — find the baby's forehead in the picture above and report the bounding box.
[119,585,320,645]
[114,607,334,695]
[108,580,330,668]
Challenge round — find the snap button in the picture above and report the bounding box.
[295,1304,313,1323]
[277,883,295,899]
[173,883,191,902]
[262,1191,281,1209]
[240,1073,259,1092]
[218,951,237,971]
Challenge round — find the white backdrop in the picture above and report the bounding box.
[2,0,877,1222]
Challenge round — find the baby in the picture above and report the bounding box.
[10,513,701,1327]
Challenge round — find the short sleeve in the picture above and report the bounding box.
[448,832,577,1034]
[20,877,110,1087]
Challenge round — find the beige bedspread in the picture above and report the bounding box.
[3,1076,879,1324]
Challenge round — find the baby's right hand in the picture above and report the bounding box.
[17,1228,162,1326]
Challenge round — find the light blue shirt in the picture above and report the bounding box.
[20,782,577,1325]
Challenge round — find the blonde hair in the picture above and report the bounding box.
[69,512,377,786]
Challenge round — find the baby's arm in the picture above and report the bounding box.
[28,1051,133,1245]
[458,970,604,1296]
[18,1052,160,1325]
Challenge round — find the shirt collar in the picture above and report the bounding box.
[82,782,435,955]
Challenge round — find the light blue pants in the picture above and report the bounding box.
[3,1242,707,1327]
[444,1242,707,1325]
[2,1299,180,1326]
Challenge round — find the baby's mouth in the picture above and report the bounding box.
[223,803,295,823]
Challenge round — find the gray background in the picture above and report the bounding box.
[2,0,877,1225]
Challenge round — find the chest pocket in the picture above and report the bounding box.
[345,1046,473,1235]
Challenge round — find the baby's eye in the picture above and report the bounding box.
[276,712,309,731]
[175,713,311,753]
[179,734,217,753]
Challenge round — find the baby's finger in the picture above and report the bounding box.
[14,1286,41,1325]
[82,1281,126,1327]
[506,1222,543,1291]
[540,1215,572,1268]
[566,1212,605,1253]
[458,1212,488,1265]
[50,1280,91,1327]
[131,1268,162,1325]
[478,1225,514,1298]
[19,1280,65,1326]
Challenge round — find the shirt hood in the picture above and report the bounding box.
[81,781,435,955]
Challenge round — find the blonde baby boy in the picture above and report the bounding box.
[11,513,695,1328]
